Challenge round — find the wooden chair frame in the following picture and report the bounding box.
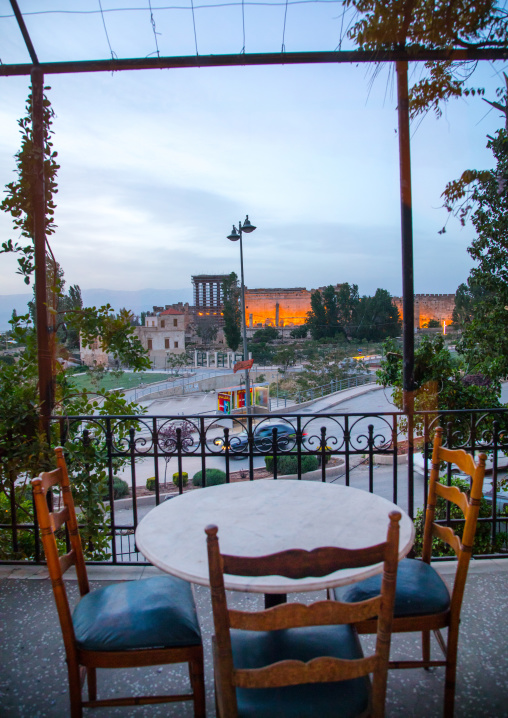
[206,511,401,718]
[352,426,486,718]
[32,447,205,718]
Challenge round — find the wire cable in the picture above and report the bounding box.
[0,1,345,18]
[148,0,161,58]
[241,0,246,52]
[97,0,117,60]
[281,0,289,52]
[190,0,199,54]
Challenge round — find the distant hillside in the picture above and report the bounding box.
[0,288,192,330]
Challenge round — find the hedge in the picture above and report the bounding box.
[192,469,227,487]
[264,453,318,476]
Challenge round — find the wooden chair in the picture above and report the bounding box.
[332,426,486,718]
[205,511,401,718]
[31,446,206,718]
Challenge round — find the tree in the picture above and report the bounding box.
[336,283,360,338]
[248,341,275,365]
[306,289,328,340]
[454,128,508,377]
[295,347,353,391]
[252,326,278,343]
[377,335,501,434]
[195,315,219,347]
[452,280,488,328]
[166,352,190,375]
[290,325,308,339]
[274,345,299,375]
[0,86,149,561]
[158,420,194,487]
[354,288,400,341]
[222,272,242,352]
[344,1,508,120]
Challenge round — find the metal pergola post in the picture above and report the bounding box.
[396,60,415,517]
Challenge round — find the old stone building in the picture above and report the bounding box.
[244,287,311,327]
[79,337,111,368]
[191,274,229,318]
[134,307,186,369]
[391,294,455,329]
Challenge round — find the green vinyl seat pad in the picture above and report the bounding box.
[230,624,370,718]
[73,575,202,652]
[333,558,451,617]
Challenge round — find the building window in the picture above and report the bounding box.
[174,341,179,348]
[161,320,165,328]
[173,318,178,327]
[165,338,170,349]
[147,339,153,351]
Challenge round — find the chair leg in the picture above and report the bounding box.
[87,667,97,701]
[189,655,206,718]
[444,628,459,718]
[67,660,83,718]
[422,629,431,668]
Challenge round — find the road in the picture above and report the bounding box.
[115,385,420,515]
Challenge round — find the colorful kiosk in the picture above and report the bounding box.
[217,384,269,414]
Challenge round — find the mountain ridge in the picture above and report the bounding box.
[0,288,193,330]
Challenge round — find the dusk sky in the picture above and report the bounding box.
[1,1,507,302]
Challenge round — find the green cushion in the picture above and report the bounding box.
[231,625,370,718]
[333,558,451,617]
[73,575,202,651]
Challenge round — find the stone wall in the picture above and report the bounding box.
[391,294,455,328]
[244,287,311,327]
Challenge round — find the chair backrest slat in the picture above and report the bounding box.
[59,550,76,575]
[222,543,386,579]
[51,506,70,533]
[40,468,61,492]
[206,512,401,718]
[229,596,382,631]
[233,654,379,689]
[439,447,477,476]
[434,483,469,515]
[432,524,462,557]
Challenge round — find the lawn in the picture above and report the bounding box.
[68,372,171,393]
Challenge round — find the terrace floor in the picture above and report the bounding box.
[1,559,508,717]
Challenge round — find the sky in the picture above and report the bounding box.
[1,1,507,305]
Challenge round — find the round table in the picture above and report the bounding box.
[136,480,414,597]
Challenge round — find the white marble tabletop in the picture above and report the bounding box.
[135,480,415,594]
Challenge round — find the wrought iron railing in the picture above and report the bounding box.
[1,408,507,564]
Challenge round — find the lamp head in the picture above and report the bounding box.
[227,225,240,241]
[241,215,256,233]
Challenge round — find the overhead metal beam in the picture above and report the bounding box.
[9,0,39,66]
[1,47,506,77]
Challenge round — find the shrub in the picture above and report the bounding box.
[264,453,318,476]
[112,477,129,499]
[172,471,188,487]
[412,476,506,557]
[146,477,156,491]
[192,469,227,487]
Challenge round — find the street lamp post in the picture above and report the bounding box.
[227,215,256,413]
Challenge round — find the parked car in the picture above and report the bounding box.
[215,422,301,458]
